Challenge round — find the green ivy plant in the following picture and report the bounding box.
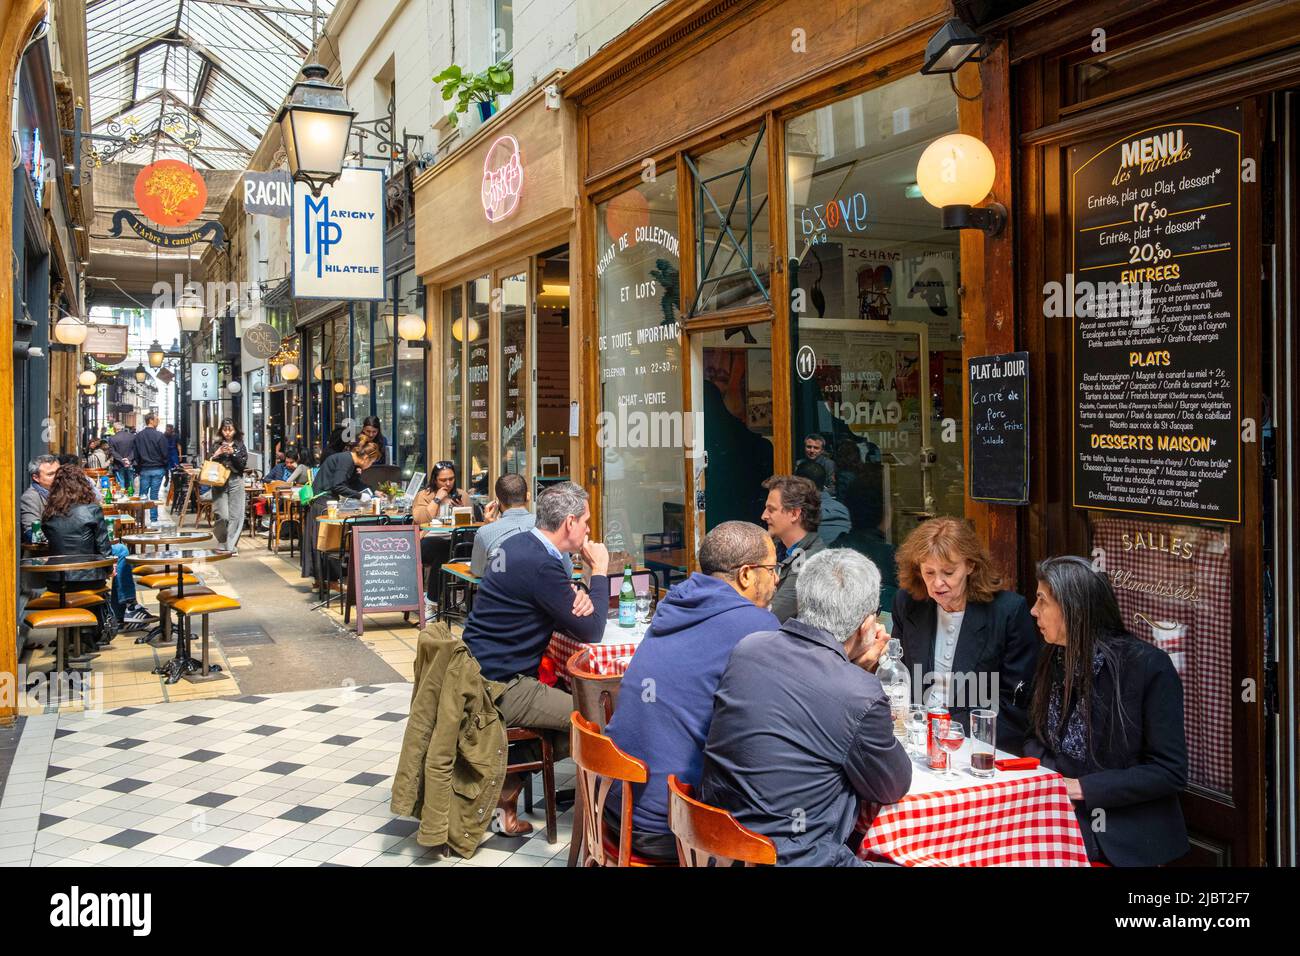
[433,61,514,127]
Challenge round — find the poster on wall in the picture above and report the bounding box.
[291,167,386,301]
[1069,106,1241,523]
[1089,515,1233,795]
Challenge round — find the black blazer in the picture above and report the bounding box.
[1024,635,1189,867]
[43,504,115,584]
[892,588,1039,755]
[315,452,366,499]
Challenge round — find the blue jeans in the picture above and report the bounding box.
[113,465,135,492]
[138,467,166,521]
[111,543,137,617]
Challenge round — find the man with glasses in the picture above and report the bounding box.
[604,521,780,861]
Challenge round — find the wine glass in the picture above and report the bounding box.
[937,723,966,779]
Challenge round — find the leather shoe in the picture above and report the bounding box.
[494,773,534,836]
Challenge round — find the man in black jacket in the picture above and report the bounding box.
[461,481,609,835]
[134,413,170,524]
[107,427,136,491]
[701,548,912,865]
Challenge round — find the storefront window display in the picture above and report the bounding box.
[466,276,492,496]
[785,72,962,551]
[442,286,464,477]
[595,172,685,564]
[500,271,528,477]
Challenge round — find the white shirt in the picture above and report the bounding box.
[926,606,965,708]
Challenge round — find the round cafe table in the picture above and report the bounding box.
[122,532,214,643]
[19,554,116,673]
[126,549,232,683]
[111,498,159,520]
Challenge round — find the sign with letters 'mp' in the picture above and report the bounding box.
[291,167,385,301]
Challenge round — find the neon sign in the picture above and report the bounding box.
[797,191,870,242]
[481,135,524,222]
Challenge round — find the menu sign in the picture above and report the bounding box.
[968,351,1029,504]
[1069,107,1241,523]
[350,524,425,634]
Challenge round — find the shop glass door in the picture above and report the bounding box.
[499,266,530,479]
[466,276,492,496]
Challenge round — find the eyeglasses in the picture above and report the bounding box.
[731,563,779,577]
[433,460,455,471]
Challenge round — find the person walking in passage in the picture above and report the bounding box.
[208,418,249,553]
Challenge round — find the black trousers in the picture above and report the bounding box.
[420,535,451,601]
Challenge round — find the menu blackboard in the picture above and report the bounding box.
[969,351,1030,504]
[1070,106,1241,523]
[350,524,425,634]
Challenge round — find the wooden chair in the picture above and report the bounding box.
[667,774,776,867]
[565,649,626,865]
[569,711,675,867]
[506,727,558,844]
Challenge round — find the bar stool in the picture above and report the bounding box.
[23,607,100,686]
[156,585,216,645]
[169,593,239,683]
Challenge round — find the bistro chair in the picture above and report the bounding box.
[505,726,558,844]
[666,774,776,867]
[569,711,673,867]
[169,593,239,683]
[564,652,625,865]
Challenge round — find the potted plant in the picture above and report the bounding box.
[433,61,514,128]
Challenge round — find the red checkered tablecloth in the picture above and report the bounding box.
[858,761,1090,867]
[546,631,639,679]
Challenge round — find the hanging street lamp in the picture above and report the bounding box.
[277,63,357,197]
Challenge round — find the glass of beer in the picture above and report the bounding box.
[326,500,339,520]
[969,709,997,778]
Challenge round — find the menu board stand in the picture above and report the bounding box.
[350,524,426,634]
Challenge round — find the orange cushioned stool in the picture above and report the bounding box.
[23,607,99,683]
[170,593,240,683]
[137,572,201,589]
[26,591,105,611]
[155,586,217,645]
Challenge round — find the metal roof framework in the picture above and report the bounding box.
[85,0,335,170]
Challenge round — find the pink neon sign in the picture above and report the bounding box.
[481,135,524,222]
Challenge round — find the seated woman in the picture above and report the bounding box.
[891,517,1039,754]
[41,463,155,631]
[1025,556,1189,866]
[299,440,383,582]
[413,461,483,607]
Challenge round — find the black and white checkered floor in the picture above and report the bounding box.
[0,684,575,867]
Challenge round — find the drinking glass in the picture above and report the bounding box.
[969,709,997,778]
[905,708,928,757]
[937,723,965,779]
[636,593,652,625]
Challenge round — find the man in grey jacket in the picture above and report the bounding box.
[761,474,826,623]
[21,455,59,541]
[701,548,912,865]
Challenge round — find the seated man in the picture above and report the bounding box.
[701,548,912,866]
[264,452,291,483]
[605,521,779,860]
[470,473,572,579]
[761,474,825,623]
[461,481,609,835]
[21,455,59,542]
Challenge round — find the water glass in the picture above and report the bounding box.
[905,708,928,756]
[969,709,997,778]
[635,593,652,625]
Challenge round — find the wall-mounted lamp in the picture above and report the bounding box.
[397,313,428,349]
[921,18,987,75]
[280,362,300,381]
[227,380,242,395]
[54,316,88,347]
[916,133,1005,236]
[333,381,346,394]
[147,340,166,368]
[78,369,98,387]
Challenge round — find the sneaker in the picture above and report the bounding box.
[123,604,158,624]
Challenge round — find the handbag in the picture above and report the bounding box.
[199,459,231,487]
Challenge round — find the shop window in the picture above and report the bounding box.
[250,368,265,456]
[352,304,372,423]
[687,124,770,315]
[491,0,513,61]
[595,172,684,565]
[442,287,464,480]
[465,276,492,496]
[785,72,961,556]
[500,271,528,477]
[395,272,426,481]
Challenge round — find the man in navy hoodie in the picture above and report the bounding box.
[605,521,779,860]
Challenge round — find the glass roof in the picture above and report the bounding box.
[86,0,336,170]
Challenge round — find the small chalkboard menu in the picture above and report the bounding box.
[969,351,1030,504]
[1069,106,1241,522]
[350,524,425,634]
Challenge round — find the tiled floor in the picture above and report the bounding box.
[0,683,574,867]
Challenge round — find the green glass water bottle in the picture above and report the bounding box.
[618,567,636,628]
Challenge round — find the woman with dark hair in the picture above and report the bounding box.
[299,440,383,582]
[1025,556,1188,866]
[360,416,388,464]
[890,517,1039,754]
[41,463,154,629]
[208,418,249,553]
[412,460,476,524]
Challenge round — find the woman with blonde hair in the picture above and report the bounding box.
[890,517,1039,754]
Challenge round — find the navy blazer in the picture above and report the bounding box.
[1025,635,1189,866]
[891,588,1039,755]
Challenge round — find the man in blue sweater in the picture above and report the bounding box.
[461,481,609,835]
[604,521,779,860]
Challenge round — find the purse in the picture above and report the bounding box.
[199,459,231,487]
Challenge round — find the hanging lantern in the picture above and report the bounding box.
[147,340,166,367]
[176,292,205,331]
[276,64,357,197]
[134,364,147,383]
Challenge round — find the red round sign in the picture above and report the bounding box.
[134,160,207,227]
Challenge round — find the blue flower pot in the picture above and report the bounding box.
[476,100,496,122]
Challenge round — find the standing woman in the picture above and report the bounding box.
[891,517,1039,754]
[299,440,382,581]
[360,416,389,464]
[1025,556,1188,866]
[208,418,249,553]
